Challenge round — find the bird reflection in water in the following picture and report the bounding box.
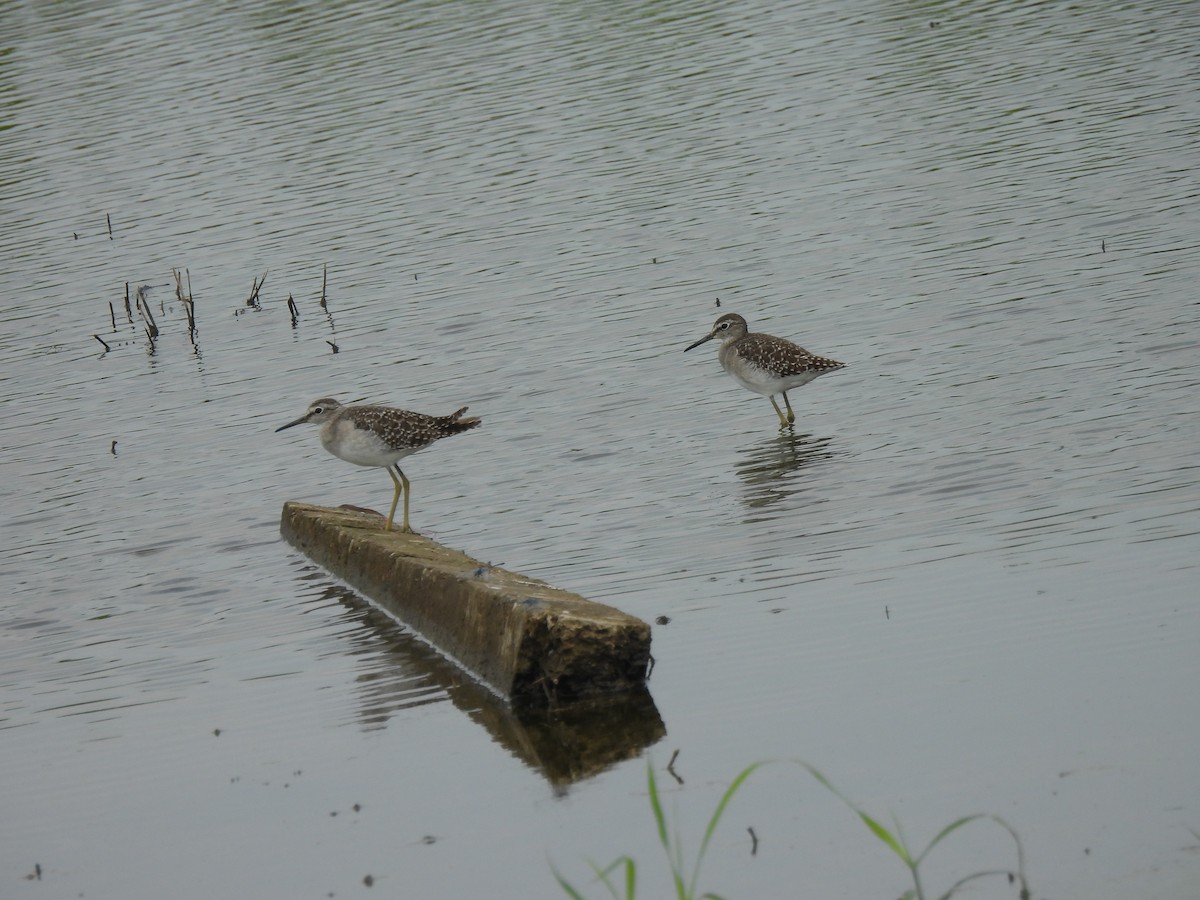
[735,431,836,513]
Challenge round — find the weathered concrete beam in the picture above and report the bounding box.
[279,502,652,707]
[333,588,665,783]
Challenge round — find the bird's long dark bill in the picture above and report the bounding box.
[275,416,308,432]
[684,332,715,352]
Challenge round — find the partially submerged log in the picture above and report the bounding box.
[279,502,652,707]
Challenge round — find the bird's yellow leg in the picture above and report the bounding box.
[782,392,797,424]
[385,466,404,531]
[768,396,791,429]
[395,466,413,533]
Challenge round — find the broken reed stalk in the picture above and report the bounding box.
[287,293,299,326]
[171,268,195,329]
[320,263,327,308]
[124,282,133,319]
[93,334,111,351]
[109,302,117,331]
[135,288,159,339]
[247,273,266,307]
[106,213,113,240]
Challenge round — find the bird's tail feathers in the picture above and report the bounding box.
[444,406,482,432]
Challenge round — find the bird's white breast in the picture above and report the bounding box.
[321,417,416,467]
[720,344,825,395]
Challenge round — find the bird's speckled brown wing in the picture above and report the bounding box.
[341,405,481,451]
[735,332,844,378]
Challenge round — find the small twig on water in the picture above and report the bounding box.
[748,826,758,856]
[106,213,113,240]
[326,340,339,353]
[111,441,118,456]
[320,263,328,308]
[124,282,133,319]
[93,334,111,351]
[109,302,117,331]
[287,294,299,326]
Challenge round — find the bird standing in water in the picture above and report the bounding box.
[685,313,844,429]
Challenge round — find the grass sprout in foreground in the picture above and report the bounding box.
[553,761,764,900]
[552,759,1032,900]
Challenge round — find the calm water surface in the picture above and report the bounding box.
[2,1,1198,898]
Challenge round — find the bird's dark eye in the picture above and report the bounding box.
[313,406,324,414]
[719,322,729,330]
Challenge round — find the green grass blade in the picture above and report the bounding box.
[914,814,984,866]
[688,761,768,892]
[990,815,1032,899]
[698,762,767,859]
[857,809,912,864]
[671,818,687,898]
[934,868,1011,900]
[797,762,840,797]
[589,858,625,900]
[646,762,687,897]
[799,762,912,865]
[550,864,588,900]
[647,763,670,853]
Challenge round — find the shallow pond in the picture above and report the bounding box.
[2,1,1198,897]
